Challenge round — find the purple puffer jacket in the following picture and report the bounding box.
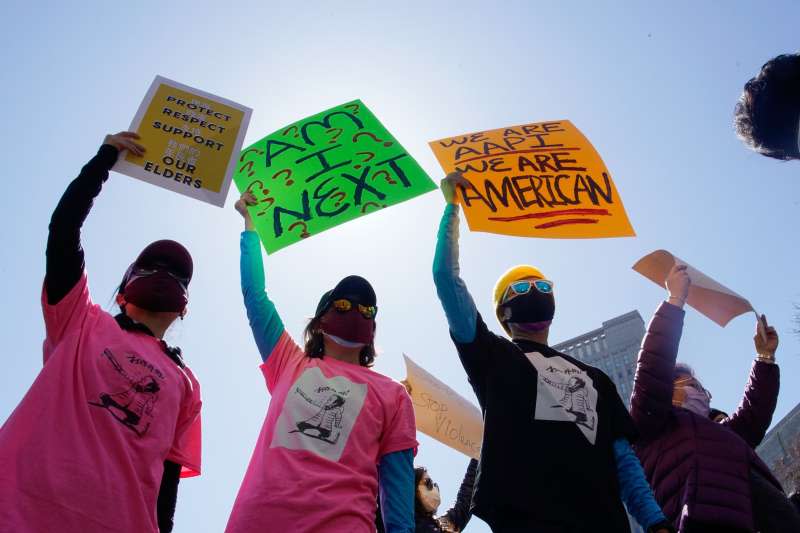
[630,302,782,532]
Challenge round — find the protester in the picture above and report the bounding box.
[431,171,673,533]
[226,192,418,533]
[631,263,800,532]
[734,52,800,160]
[377,459,478,533]
[414,460,478,533]
[0,132,203,532]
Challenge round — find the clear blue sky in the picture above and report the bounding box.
[2,2,799,531]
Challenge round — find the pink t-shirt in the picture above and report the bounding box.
[0,273,202,533]
[225,331,417,533]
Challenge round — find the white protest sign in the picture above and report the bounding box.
[633,249,755,327]
[403,354,483,459]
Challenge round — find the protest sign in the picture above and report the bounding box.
[403,355,483,459]
[114,75,252,207]
[429,120,635,238]
[234,100,436,254]
[633,249,755,327]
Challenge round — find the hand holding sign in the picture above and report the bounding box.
[439,170,473,205]
[104,132,145,156]
[754,314,778,361]
[429,120,635,239]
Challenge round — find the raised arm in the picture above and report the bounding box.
[45,133,143,304]
[432,172,478,344]
[722,315,780,448]
[630,264,688,440]
[236,192,285,361]
[439,458,478,532]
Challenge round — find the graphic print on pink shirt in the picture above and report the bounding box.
[272,367,368,461]
[88,348,166,437]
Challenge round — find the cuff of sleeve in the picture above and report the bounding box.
[241,230,260,247]
[97,144,120,170]
[659,300,686,317]
[445,203,460,215]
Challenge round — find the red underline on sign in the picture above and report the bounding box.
[488,209,610,222]
[535,218,600,229]
[457,147,582,164]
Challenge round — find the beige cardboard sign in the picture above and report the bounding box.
[403,355,483,459]
[633,249,754,327]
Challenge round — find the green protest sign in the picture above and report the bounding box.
[234,100,436,253]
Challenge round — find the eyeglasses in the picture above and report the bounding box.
[129,267,190,290]
[421,478,438,491]
[331,298,378,319]
[502,279,553,303]
[674,376,712,401]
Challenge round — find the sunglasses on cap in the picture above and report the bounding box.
[502,279,553,303]
[331,298,378,319]
[128,267,190,290]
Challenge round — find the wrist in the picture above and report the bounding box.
[667,296,686,308]
[756,352,776,364]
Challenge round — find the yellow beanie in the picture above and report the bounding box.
[492,265,547,307]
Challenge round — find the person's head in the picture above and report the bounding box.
[709,408,729,423]
[323,394,346,409]
[734,53,800,160]
[672,363,712,417]
[115,240,193,330]
[303,275,377,366]
[493,265,555,337]
[414,466,441,517]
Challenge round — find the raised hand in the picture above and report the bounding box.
[235,192,257,231]
[440,170,473,205]
[103,131,145,156]
[754,314,778,361]
[665,264,690,308]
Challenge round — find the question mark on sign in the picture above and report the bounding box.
[288,221,311,238]
[238,160,256,178]
[344,103,360,115]
[372,169,397,185]
[272,169,294,186]
[361,202,384,213]
[283,125,300,138]
[353,151,375,169]
[245,180,275,214]
[330,191,347,207]
[239,147,264,162]
[352,131,393,148]
[325,128,344,144]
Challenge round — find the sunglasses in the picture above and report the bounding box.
[129,267,190,290]
[502,279,553,303]
[674,376,712,401]
[421,477,438,491]
[331,298,378,319]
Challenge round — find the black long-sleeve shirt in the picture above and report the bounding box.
[45,144,181,531]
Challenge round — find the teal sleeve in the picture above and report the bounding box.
[613,438,667,530]
[432,204,477,343]
[240,231,285,361]
[378,449,415,533]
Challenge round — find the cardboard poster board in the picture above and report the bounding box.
[114,75,252,206]
[429,120,635,238]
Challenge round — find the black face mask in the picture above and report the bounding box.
[499,289,555,325]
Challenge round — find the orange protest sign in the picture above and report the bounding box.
[429,120,635,238]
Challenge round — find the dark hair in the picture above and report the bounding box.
[413,466,433,519]
[302,315,376,367]
[734,53,800,160]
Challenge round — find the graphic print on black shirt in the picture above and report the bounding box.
[525,351,598,444]
[89,348,165,436]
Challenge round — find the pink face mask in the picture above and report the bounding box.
[681,387,711,417]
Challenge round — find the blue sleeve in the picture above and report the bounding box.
[432,204,478,343]
[613,438,666,530]
[240,231,285,361]
[378,449,415,533]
